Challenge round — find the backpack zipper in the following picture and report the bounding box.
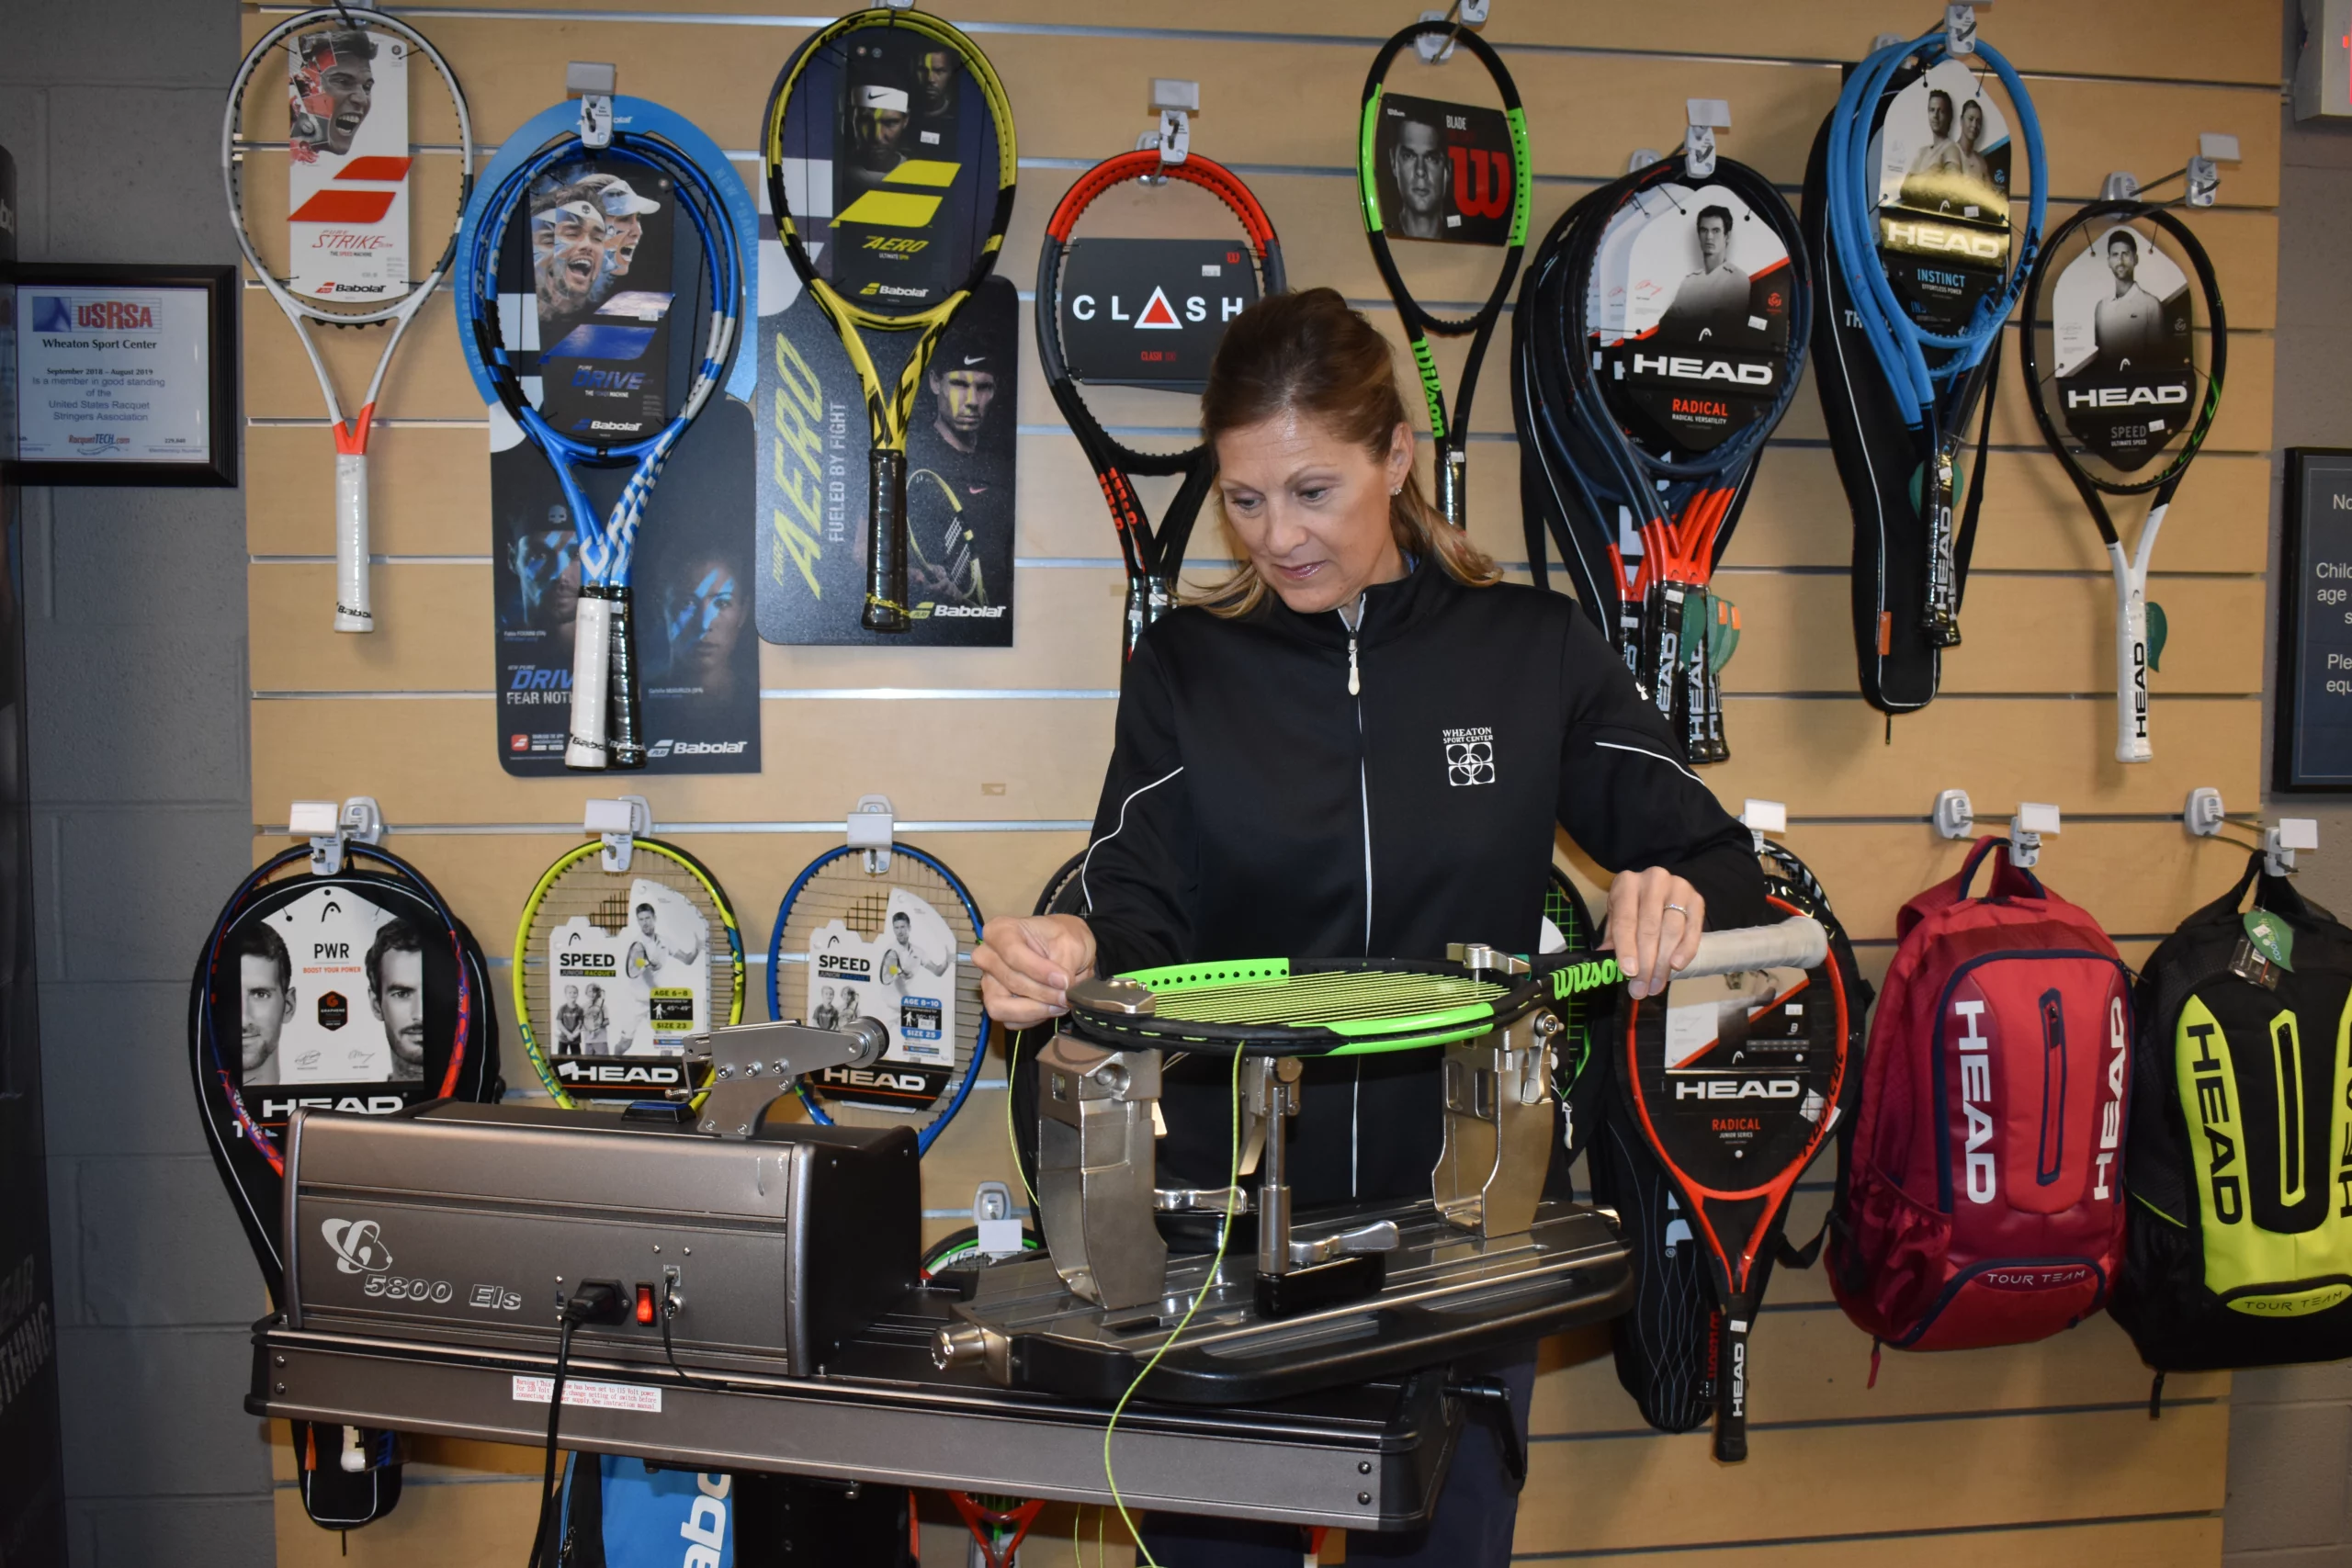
[1339,592,1373,1196]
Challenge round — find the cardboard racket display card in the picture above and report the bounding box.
[756,262,1019,648]
[477,111,763,776]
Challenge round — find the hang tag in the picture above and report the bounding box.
[2243,910,2295,973]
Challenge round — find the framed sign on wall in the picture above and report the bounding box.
[6,263,236,487]
[2276,446,2352,791]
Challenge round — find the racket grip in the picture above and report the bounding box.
[1684,917,1827,980]
[1434,448,1467,532]
[1713,1312,1751,1463]
[2115,583,2152,764]
[864,448,911,634]
[334,448,373,633]
[606,585,647,771]
[564,588,616,770]
[1644,582,1684,727]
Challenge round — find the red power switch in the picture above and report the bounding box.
[635,1283,656,1325]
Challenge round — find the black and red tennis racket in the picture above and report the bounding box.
[1036,150,1284,656]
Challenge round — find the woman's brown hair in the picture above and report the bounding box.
[1191,287,1499,616]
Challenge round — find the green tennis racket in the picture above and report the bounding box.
[1064,919,1826,1058]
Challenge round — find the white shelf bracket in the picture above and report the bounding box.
[1932,789,1975,841]
[2009,803,2060,870]
[2267,818,2320,877]
[294,796,386,878]
[1741,798,1787,856]
[848,794,896,874]
[2184,788,2226,838]
[586,794,652,874]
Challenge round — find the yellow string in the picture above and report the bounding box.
[1102,1045,1245,1565]
[1006,1031,1038,1210]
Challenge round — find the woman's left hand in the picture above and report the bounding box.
[1601,867,1703,1000]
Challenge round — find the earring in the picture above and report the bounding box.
[1389,483,1402,496]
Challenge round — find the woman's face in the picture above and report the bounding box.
[1214,412,1413,615]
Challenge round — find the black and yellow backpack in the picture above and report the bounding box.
[2114,852,2352,1371]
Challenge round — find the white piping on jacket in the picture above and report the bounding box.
[1081,765,1187,914]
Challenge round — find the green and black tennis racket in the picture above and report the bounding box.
[1357,15,1532,530]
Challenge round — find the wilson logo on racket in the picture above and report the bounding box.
[320,1217,393,1274]
[1551,959,1623,998]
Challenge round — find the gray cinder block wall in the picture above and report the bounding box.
[0,1,271,1563]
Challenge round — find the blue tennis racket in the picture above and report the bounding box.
[1823,26,2046,649]
[457,107,744,770]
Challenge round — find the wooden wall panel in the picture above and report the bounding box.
[245,4,2278,1564]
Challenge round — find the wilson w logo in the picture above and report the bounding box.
[1446,146,1511,219]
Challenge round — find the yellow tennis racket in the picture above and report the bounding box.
[763,9,1017,632]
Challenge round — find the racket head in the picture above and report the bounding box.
[223,6,473,326]
[1617,900,1853,1306]
[765,842,989,1153]
[763,10,1016,333]
[191,844,493,1292]
[2019,200,2225,499]
[1355,21,1532,337]
[513,838,745,1108]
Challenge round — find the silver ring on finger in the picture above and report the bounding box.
[1663,903,1690,920]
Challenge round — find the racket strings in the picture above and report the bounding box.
[1137,968,1503,1027]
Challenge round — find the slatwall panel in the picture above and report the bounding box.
[247,2,2280,1561]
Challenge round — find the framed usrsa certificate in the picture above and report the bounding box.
[7,264,236,487]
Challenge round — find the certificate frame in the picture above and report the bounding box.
[2274,446,2352,793]
[6,263,237,488]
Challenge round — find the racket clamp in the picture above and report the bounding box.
[1684,99,1730,180]
[846,794,895,874]
[693,1016,888,1138]
[1034,1032,1168,1310]
[586,794,652,874]
[1432,1010,1556,1238]
[293,796,384,878]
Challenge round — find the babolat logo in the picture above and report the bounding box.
[556,1060,687,1087]
[859,282,931,299]
[262,1094,404,1119]
[680,1473,732,1567]
[587,420,639,432]
[1880,220,2005,259]
[1549,959,1622,998]
[1630,353,1775,387]
[1672,1077,1802,1101]
[646,739,750,758]
[2064,384,2189,409]
[929,604,1006,618]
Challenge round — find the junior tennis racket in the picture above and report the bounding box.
[2020,201,2225,763]
[1357,15,1532,530]
[767,839,988,1152]
[458,110,745,770]
[1036,150,1285,656]
[514,837,744,1106]
[763,9,1018,632]
[223,7,472,633]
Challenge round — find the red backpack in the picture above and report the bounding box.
[1827,837,2133,1354]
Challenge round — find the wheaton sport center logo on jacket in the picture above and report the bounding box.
[1443,727,1496,785]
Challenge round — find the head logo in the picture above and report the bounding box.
[321,1217,392,1274]
[1442,727,1496,786]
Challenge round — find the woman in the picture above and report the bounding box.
[976,288,1763,1566]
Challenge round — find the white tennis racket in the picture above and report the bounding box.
[223,8,472,633]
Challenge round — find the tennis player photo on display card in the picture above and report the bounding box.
[1871,59,2014,331]
[806,888,958,1104]
[2049,224,2196,471]
[248,887,427,1087]
[546,877,713,1057]
[286,19,409,299]
[1371,91,1517,247]
[474,117,762,776]
[755,269,1018,646]
[1610,187,1794,454]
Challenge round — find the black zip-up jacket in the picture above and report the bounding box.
[1077,556,1767,1209]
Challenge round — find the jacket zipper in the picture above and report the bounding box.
[1339,593,1372,1195]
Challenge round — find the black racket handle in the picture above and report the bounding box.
[1714,1307,1751,1463]
[1680,596,1710,764]
[865,447,911,634]
[1644,582,1685,729]
[606,585,646,770]
[1919,450,1964,649]
[1123,573,1179,660]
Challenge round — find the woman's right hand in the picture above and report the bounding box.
[975,913,1098,1028]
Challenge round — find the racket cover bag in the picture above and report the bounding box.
[1827,837,2132,1350]
[2114,852,2352,1370]
[1799,101,1994,716]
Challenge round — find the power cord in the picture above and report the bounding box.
[658,1276,709,1390]
[527,1283,625,1568]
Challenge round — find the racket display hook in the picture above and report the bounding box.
[565,62,616,151]
[585,793,652,874]
[292,795,384,878]
[1683,98,1729,180]
[847,793,895,874]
